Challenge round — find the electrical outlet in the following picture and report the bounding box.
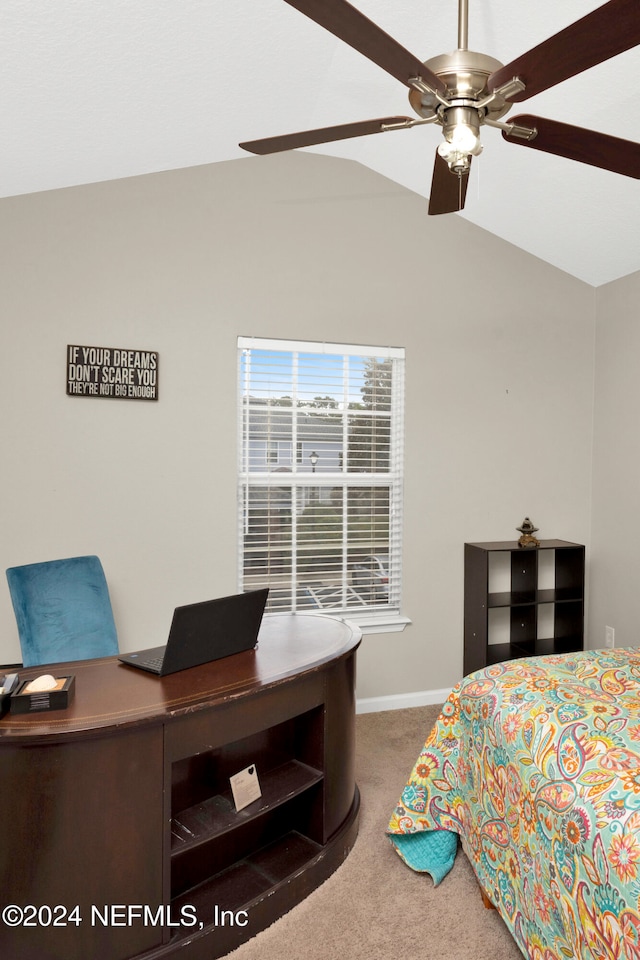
[605,626,615,648]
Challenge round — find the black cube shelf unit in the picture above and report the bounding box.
[464,539,585,675]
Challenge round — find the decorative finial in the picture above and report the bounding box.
[517,517,540,548]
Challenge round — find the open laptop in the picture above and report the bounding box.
[118,588,269,676]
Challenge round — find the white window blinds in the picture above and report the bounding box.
[238,337,405,621]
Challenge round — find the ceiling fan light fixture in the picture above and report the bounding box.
[442,105,482,148]
[438,104,483,171]
[439,123,483,155]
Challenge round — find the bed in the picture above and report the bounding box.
[387,647,640,959]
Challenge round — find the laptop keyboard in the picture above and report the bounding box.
[143,656,164,671]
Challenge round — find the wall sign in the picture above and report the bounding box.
[66,345,159,401]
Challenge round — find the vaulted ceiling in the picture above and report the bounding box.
[2,1,638,285]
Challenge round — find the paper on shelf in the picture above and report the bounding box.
[230,764,262,812]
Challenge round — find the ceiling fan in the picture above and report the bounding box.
[239,0,640,215]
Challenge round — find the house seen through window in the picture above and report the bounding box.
[238,337,405,625]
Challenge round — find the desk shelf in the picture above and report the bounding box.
[171,760,323,850]
[168,705,328,906]
[172,830,323,919]
[165,814,361,960]
[169,752,325,902]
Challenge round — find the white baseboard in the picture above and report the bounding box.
[355,688,450,714]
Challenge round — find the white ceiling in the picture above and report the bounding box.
[1,0,638,286]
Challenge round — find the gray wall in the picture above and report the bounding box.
[590,270,640,650]
[0,152,596,698]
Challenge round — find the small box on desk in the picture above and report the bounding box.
[11,676,75,713]
[0,672,20,717]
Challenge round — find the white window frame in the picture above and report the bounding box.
[237,336,410,634]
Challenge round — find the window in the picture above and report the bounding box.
[238,337,407,631]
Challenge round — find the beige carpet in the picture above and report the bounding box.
[227,705,524,960]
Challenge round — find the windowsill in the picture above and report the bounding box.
[341,612,412,635]
[276,610,411,635]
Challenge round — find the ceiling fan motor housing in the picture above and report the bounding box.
[408,49,512,126]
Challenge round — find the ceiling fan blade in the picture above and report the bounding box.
[489,0,640,101]
[240,116,414,155]
[502,115,640,179]
[282,0,446,94]
[428,152,470,216]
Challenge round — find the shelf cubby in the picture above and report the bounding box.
[169,704,327,908]
[171,760,323,851]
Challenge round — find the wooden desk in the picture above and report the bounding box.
[0,613,361,960]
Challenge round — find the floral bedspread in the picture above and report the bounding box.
[387,648,640,960]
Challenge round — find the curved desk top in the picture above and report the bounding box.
[0,612,361,743]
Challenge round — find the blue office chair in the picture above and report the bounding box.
[6,555,119,667]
